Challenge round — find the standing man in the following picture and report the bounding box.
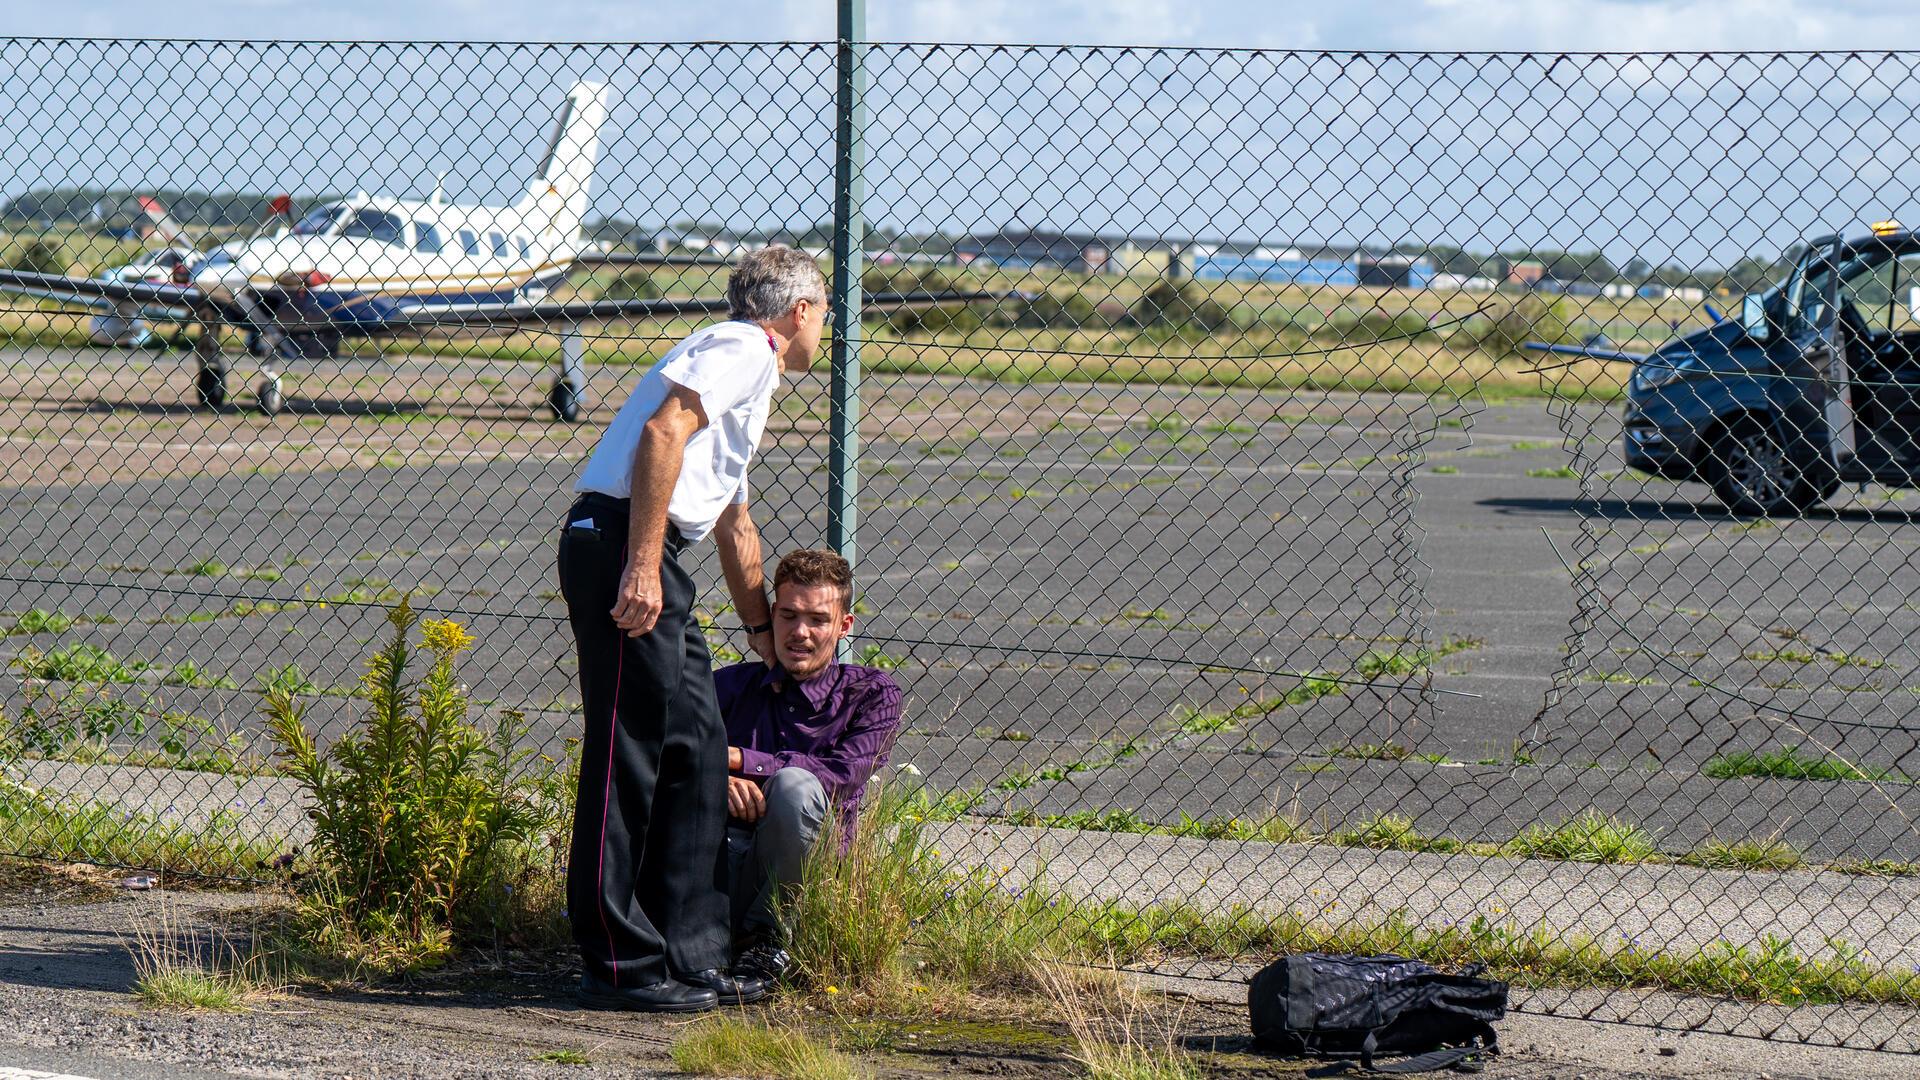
[558,246,830,1013]
[713,549,903,978]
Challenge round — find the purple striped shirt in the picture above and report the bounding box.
[715,661,902,825]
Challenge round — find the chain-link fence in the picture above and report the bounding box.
[3,38,1920,1052]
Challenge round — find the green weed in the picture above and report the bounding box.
[856,644,903,670]
[671,1016,863,1080]
[6,609,78,636]
[1704,747,1896,783]
[1683,837,1805,872]
[1505,811,1656,864]
[264,601,566,976]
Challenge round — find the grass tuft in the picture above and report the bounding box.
[1505,811,1656,864]
[1704,746,1896,783]
[671,1015,864,1080]
[1042,963,1202,1080]
[1684,837,1805,872]
[128,902,277,1011]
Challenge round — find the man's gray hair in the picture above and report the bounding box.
[727,245,828,322]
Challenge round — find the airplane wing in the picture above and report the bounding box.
[1521,342,1651,365]
[570,251,735,270]
[387,289,1009,331]
[0,268,204,312]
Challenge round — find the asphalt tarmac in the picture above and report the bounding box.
[3,346,1920,863]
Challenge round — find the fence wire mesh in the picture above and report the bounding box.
[2,39,1919,1052]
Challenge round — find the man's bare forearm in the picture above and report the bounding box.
[714,502,771,628]
[626,422,686,571]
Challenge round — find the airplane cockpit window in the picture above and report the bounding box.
[291,205,344,236]
[414,222,444,254]
[459,229,480,256]
[517,237,532,260]
[490,232,509,257]
[338,209,406,246]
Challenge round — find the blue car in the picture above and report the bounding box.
[1537,223,1920,515]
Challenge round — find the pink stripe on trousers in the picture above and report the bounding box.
[595,646,623,986]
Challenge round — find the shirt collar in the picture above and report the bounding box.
[771,662,840,710]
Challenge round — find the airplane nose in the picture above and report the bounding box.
[192,257,251,300]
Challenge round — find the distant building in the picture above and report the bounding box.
[1429,272,1499,292]
[1185,242,1434,289]
[1506,261,1546,287]
[954,229,1120,273]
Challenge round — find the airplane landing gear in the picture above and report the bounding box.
[193,315,228,410]
[257,373,283,417]
[550,324,587,423]
[548,379,582,423]
[195,365,228,409]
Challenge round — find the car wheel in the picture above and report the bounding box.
[1709,417,1828,516]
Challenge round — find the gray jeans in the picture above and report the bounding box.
[725,766,828,941]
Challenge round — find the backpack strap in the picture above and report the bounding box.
[1359,1024,1498,1074]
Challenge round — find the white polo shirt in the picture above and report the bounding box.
[574,321,781,543]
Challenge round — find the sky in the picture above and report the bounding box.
[6,3,1920,270]
[7,0,1920,52]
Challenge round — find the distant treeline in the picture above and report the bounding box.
[0,188,333,230]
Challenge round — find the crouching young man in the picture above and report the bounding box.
[715,549,902,979]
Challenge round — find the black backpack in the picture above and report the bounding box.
[1249,953,1506,1073]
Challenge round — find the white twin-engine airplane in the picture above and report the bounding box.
[0,81,995,421]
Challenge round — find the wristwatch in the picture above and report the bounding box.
[743,620,773,635]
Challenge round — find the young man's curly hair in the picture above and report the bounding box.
[773,548,854,613]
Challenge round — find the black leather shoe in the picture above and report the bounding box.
[676,966,770,1004]
[734,942,794,983]
[577,971,718,1013]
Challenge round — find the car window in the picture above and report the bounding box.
[338,209,406,246]
[414,222,444,254]
[1844,254,1920,334]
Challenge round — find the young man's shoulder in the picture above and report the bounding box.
[714,660,775,694]
[838,664,903,703]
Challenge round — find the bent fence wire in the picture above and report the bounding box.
[1,39,1919,1050]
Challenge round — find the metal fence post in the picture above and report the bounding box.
[829,0,865,572]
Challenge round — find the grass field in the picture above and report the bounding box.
[0,227,1720,401]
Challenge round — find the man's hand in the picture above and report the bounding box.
[727,776,767,823]
[747,629,775,667]
[611,556,664,637]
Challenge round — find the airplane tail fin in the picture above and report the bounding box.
[135,196,198,251]
[515,81,611,244]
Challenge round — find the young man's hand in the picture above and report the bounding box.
[747,629,775,666]
[727,776,767,823]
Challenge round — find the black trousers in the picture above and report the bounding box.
[558,493,730,986]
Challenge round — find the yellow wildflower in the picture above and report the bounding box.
[421,618,476,654]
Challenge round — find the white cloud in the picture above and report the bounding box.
[6,0,1918,49]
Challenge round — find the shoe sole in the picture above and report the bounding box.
[716,986,770,1005]
[576,989,718,1014]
